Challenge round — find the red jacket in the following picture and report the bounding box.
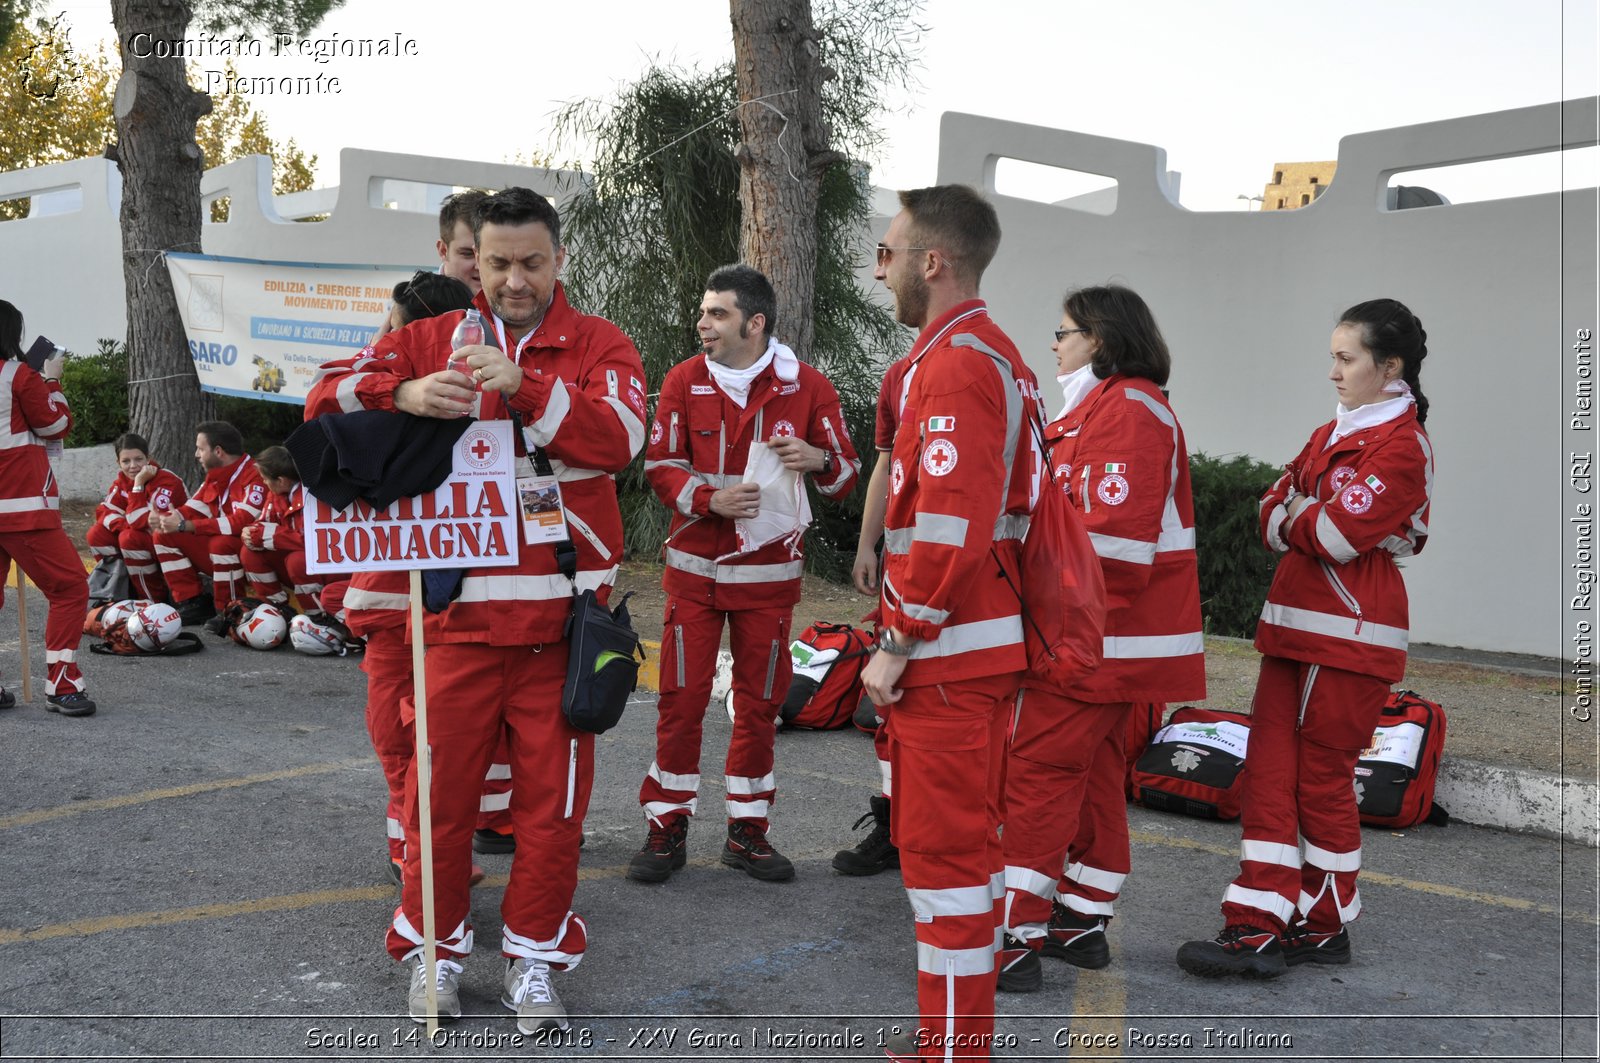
[1254,403,1434,683]
[96,467,188,535]
[879,302,1041,687]
[304,283,646,646]
[178,455,266,537]
[243,483,307,553]
[0,358,71,532]
[1039,375,1205,703]
[645,353,860,609]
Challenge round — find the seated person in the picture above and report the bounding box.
[241,445,347,617]
[85,432,187,603]
[138,420,266,628]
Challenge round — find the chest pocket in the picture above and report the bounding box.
[687,392,725,438]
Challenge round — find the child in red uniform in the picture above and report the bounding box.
[85,432,188,603]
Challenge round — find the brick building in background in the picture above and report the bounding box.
[1261,160,1337,209]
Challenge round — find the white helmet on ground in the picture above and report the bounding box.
[289,613,351,656]
[102,599,153,631]
[125,602,182,651]
[232,603,288,650]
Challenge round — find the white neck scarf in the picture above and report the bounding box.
[1054,363,1100,421]
[704,337,799,408]
[1328,379,1414,446]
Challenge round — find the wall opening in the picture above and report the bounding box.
[993,157,1119,215]
[1384,145,1599,209]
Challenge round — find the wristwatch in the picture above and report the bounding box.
[878,629,917,657]
[820,451,834,476]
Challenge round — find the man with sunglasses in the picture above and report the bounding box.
[307,187,646,1036]
[860,185,1042,1063]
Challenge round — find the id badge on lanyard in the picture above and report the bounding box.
[516,472,569,545]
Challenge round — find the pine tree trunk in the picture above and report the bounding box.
[110,0,214,474]
[729,0,844,363]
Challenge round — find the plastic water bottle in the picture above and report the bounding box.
[447,308,485,417]
[447,309,485,379]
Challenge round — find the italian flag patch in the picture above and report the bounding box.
[1104,462,1127,473]
[927,416,956,432]
[1366,474,1387,494]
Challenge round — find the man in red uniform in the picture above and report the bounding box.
[240,445,337,615]
[859,186,1041,1062]
[85,432,188,603]
[305,187,645,1033]
[142,421,266,629]
[0,307,96,716]
[629,264,860,884]
[833,353,913,876]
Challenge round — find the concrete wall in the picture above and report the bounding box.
[0,149,587,357]
[930,99,1598,659]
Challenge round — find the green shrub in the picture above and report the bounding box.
[215,395,306,456]
[1189,452,1284,639]
[62,340,129,447]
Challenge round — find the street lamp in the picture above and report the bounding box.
[1237,194,1263,211]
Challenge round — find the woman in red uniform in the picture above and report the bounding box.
[997,285,1205,992]
[0,300,96,716]
[1178,297,1433,978]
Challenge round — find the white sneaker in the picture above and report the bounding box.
[407,956,463,1024]
[502,957,569,1033]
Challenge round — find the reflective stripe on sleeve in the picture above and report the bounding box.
[524,377,573,447]
[1315,508,1360,563]
[907,616,1023,659]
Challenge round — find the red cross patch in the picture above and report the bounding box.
[772,420,797,439]
[891,459,905,495]
[1096,473,1129,505]
[922,438,958,477]
[460,428,500,470]
[650,420,664,446]
[1329,465,1357,491]
[1340,482,1374,514]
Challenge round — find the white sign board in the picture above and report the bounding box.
[1152,719,1251,760]
[165,252,426,404]
[304,421,520,574]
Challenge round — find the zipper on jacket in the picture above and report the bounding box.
[1319,560,1365,635]
[822,415,843,460]
[566,509,611,561]
[564,739,577,818]
[1297,664,1320,730]
[669,411,679,452]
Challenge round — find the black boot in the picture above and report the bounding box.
[831,794,898,875]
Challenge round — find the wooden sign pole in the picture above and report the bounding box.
[408,568,441,1037]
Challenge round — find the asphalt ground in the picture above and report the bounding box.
[1,580,1598,1063]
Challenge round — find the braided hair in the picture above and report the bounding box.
[1338,298,1429,425]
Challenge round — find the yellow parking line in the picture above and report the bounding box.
[0,760,371,831]
[1128,827,1589,923]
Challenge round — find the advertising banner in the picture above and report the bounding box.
[165,253,426,404]
[304,421,520,574]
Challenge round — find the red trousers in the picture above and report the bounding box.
[143,528,244,609]
[1221,655,1387,934]
[0,526,89,695]
[385,642,592,967]
[362,630,413,864]
[240,546,322,610]
[639,595,791,830]
[887,673,1018,1062]
[1002,691,1133,943]
[478,732,513,834]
